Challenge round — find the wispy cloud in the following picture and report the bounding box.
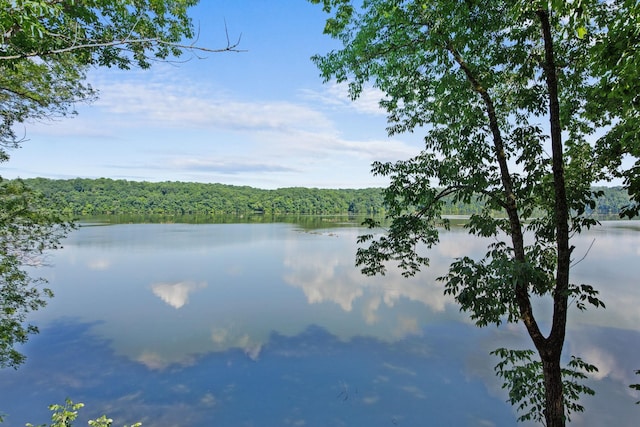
[93,78,335,134]
[11,68,421,188]
[111,157,300,175]
[300,81,388,116]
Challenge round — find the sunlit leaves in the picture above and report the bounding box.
[26,399,142,427]
[0,0,198,65]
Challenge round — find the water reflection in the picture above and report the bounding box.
[282,229,468,332]
[2,319,521,427]
[151,281,207,309]
[3,318,638,427]
[2,221,638,426]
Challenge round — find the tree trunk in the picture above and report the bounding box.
[537,7,570,427]
[448,9,571,425]
[541,346,565,427]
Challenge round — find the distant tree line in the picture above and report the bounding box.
[19,178,631,218]
[21,178,386,216]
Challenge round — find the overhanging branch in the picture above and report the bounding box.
[0,35,246,61]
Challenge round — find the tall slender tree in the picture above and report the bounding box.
[310,1,635,425]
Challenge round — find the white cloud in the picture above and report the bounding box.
[94,79,335,134]
[301,81,387,116]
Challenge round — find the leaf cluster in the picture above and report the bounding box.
[0,0,198,66]
[491,348,598,423]
[0,178,73,369]
[0,0,200,153]
[587,0,640,217]
[26,398,141,427]
[21,177,388,216]
[314,0,613,322]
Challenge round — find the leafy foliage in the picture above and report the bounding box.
[492,349,598,423]
[309,0,630,425]
[588,0,640,218]
[25,399,141,427]
[20,177,632,218]
[0,178,72,368]
[22,177,387,216]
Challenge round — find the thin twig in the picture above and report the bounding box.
[570,238,595,268]
[1,35,245,61]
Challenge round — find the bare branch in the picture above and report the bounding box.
[0,35,246,61]
[570,239,596,269]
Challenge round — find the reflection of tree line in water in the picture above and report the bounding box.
[19,177,633,218]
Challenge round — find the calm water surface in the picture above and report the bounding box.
[0,220,639,426]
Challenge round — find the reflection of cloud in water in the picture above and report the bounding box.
[362,295,381,324]
[569,229,640,331]
[383,362,417,376]
[283,233,455,323]
[582,346,619,381]
[570,332,637,385]
[151,281,207,309]
[200,392,217,408]
[7,319,636,426]
[211,326,262,361]
[284,253,362,311]
[394,316,421,338]
[136,350,196,370]
[87,258,110,270]
[361,395,379,405]
[284,226,640,334]
[436,232,491,259]
[399,384,427,399]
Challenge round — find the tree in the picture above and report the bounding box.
[0,178,71,369]
[589,0,640,217]
[310,1,633,425]
[0,0,239,368]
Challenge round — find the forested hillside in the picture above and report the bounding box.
[23,178,385,216]
[21,178,631,217]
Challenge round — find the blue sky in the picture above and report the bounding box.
[4,0,423,189]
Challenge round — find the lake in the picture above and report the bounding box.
[0,219,639,426]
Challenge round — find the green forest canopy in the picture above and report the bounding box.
[20,177,631,217]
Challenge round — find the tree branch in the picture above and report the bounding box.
[1,36,245,61]
[443,37,547,349]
